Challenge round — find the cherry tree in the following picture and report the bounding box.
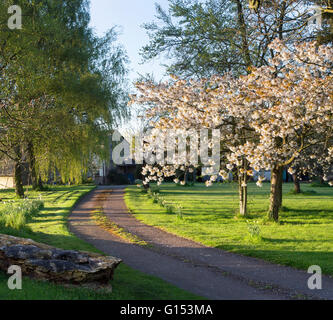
[130,75,258,216]
[131,39,333,221]
[223,39,333,221]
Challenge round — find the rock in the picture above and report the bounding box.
[0,234,122,286]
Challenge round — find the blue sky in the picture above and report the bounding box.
[89,0,170,85]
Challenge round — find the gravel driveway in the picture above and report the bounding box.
[68,186,333,300]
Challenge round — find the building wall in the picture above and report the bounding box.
[0,177,14,189]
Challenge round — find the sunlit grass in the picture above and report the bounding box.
[0,199,44,230]
[125,182,333,275]
[0,185,199,300]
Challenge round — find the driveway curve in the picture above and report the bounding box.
[68,186,333,300]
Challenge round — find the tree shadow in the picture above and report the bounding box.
[261,237,333,243]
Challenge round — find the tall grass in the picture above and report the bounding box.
[0,199,44,230]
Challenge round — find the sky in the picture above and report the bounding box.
[89,0,171,134]
[89,0,170,85]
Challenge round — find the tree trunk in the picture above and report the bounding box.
[14,161,24,198]
[238,161,248,216]
[192,168,196,183]
[277,1,287,40]
[27,142,43,190]
[268,165,284,221]
[292,173,301,193]
[184,170,189,185]
[235,0,252,69]
[239,182,248,216]
[238,172,244,214]
[234,0,250,215]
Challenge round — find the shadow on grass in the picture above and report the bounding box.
[0,225,98,253]
[280,208,333,219]
[214,244,333,274]
[261,237,332,243]
[41,207,71,212]
[279,219,331,225]
[30,210,70,224]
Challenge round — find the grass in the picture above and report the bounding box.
[0,199,44,230]
[125,182,333,276]
[0,185,200,300]
[91,208,148,246]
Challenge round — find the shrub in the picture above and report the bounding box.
[152,197,158,204]
[82,177,94,184]
[157,196,165,206]
[165,205,174,214]
[310,181,329,188]
[175,204,183,219]
[150,186,160,194]
[146,187,184,219]
[0,199,44,230]
[246,220,261,240]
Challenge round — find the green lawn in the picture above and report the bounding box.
[125,182,333,275]
[0,185,199,300]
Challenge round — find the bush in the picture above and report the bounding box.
[150,186,161,193]
[165,205,174,214]
[82,177,94,184]
[246,220,261,240]
[0,199,44,230]
[146,187,184,218]
[310,181,329,188]
[175,204,183,219]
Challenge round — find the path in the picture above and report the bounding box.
[69,186,333,300]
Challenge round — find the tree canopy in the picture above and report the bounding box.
[140,0,311,78]
[0,0,129,196]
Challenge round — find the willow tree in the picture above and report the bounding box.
[0,0,128,197]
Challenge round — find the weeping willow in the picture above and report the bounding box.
[0,0,128,194]
[32,113,112,184]
[29,27,129,186]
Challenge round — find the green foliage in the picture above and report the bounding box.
[175,204,184,220]
[141,0,310,78]
[310,181,330,187]
[141,0,242,77]
[0,185,199,300]
[246,220,261,240]
[0,199,44,230]
[146,185,184,218]
[0,0,129,196]
[165,205,174,214]
[125,182,333,275]
[150,186,161,194]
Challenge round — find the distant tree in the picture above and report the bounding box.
[141,0,310,78]
[139,0,312,215]
[0,0,129,197]
[132,38,333,222]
